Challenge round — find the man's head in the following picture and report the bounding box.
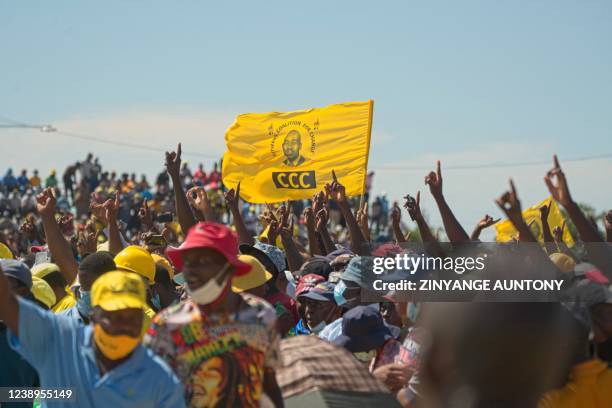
[79,251,117,291]
[166,222,251,306]
[231,255,273,298]
[298,281,339,332]
[90,271,147,360]
[31,263,67,292]
[282,130,302,161]
[1,259,33,299]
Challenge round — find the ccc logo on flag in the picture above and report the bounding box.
[272,171,316,189]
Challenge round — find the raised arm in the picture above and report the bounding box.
[539,203,557,254]
[404,191,444,257]
[604,210,612,243]
[495,179,537,243]
[0,263,20,336]
[470,214,500,241]
[224,182,254,246]
[356,201,371,242]
[36,188,78,283]
[425,161,470,244]
[316,208,336,254]
[105,194,124,255]
[187,186,216,222]
[544,155,610,276]
[279,213,305,272]
[166,143,197,234]
[302,207,322,256]
[391,203,408,243]
[327,170,367,255]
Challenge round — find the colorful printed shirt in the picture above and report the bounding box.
[144,294,279,408]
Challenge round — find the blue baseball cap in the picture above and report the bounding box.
[1,259,32,289]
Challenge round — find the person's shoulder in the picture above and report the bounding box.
[238,293,276,327]
[141,346,180,377]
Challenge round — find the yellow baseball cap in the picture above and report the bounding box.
[31,276,57,308]
[91,271,146,311]
[114,246,156,284]
[0,242,13,259]
[232,255,273,293]
[31,262,60,279]
[549,253,576,274]
[151,254,175,280]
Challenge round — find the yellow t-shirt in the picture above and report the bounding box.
[51,293,76,313]
[540,359,612,408]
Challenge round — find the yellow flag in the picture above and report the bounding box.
[495,197,574,246]
[222,100,374,203]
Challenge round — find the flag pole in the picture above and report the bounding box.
[360,99,375,209]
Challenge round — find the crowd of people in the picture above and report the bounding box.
[1,145,611,408]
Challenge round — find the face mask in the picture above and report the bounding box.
[186,263,231,305]
[150,291,161,310]
[77,290,93,318]
[334,280,348,305]
[408,302,420,323]
[173,273,185,286]
[286,279,296,299]
[93,324,140,360]
[353,349,377,363]
[309,320,327,334]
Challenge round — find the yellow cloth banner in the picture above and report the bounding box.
[495,197,574,245]
[222,100,374,203]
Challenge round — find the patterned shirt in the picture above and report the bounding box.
[144,294,279,408]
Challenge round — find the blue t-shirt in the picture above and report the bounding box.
[1,322,39,408]
[9,298,185,408]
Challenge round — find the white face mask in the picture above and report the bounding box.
[186,263,231,305]
[309,320,327,334]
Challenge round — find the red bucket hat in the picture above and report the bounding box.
[166,222,251,276]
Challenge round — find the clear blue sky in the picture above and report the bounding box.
[2,1,611,237]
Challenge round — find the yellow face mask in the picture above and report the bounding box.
[93,324,141,360]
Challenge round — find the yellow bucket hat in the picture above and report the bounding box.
[31,276,57,308]
[0,242,13,259]
[31,262,61,279]
[232,255,273,293]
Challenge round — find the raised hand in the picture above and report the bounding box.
[327,170,347,202]
[315,208,328,232]
[302,207,316,229]
[165,143,182,178]
[495,179,523,221]
[391,203,401,226]
[138,199,154,229]
[553,222,566,243]
[76,222,97,257]
[187,186,211,214]
[58,213,75,237]
[104,193,121,223]
[477,214,501,230]
[224,181,241,213]
[604,210,612,231]
[544,155,573,207]
[403,191,421,221]
[280,213,295,240]
[424,160,443,198]
[36,188,57,217]
[266,219,280,245]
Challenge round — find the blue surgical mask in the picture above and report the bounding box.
[286,279,296,299]
[334,280,348,305]
[76,290,93,318]
[151,291,161,310]
[173,273,185,286]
